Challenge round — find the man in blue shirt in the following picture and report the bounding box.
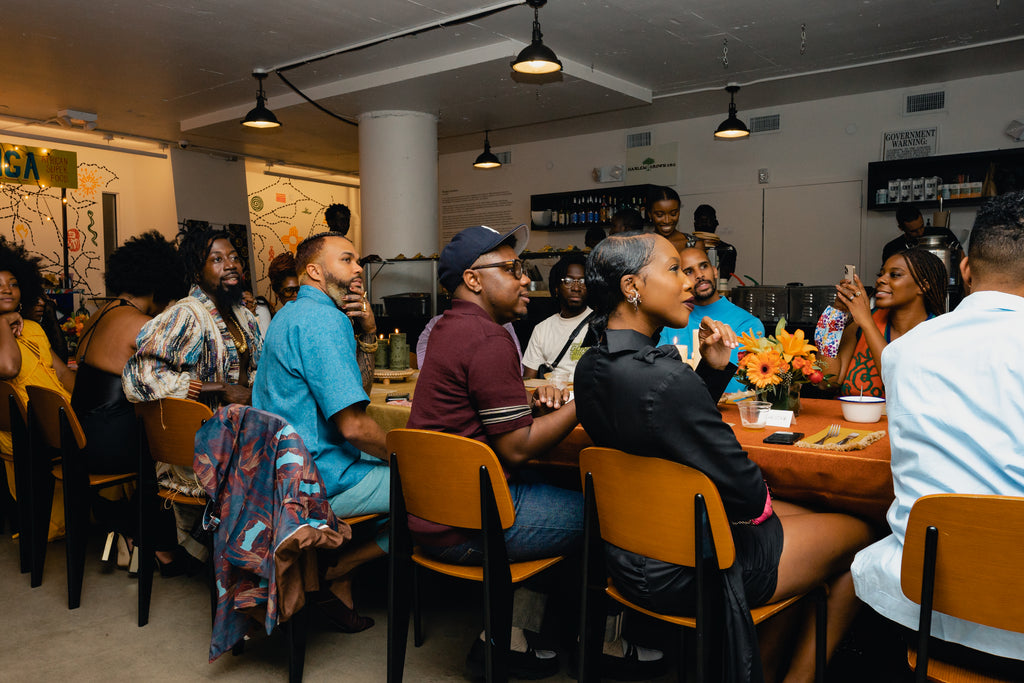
[253,231,388,634]
[658,247,763,393]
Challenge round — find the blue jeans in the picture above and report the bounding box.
[422,480,583,633]
[423,480,583,564]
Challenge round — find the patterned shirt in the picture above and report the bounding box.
[123,285,261,406]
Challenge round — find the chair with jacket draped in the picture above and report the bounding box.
[577,446,826,683]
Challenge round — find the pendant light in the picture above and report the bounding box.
[473,131,501,169]
[241,71,281,129]
[511,0,562,75]
[713,84,750,140]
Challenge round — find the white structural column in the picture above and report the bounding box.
[358,110,439,305]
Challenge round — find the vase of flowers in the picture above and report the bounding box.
[734,318,826,416]
[60,312,90,355]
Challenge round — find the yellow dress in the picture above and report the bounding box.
[1,320,70,540]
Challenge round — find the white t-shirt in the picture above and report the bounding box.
[521,307,592,379]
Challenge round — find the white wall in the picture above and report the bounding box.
[0,136,176,307]
[438,69,1024,286]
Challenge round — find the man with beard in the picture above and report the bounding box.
[123,224,262,562]
[658,247,763,393]
[252,231,387,634]
[124,224,260,407]
[522,253,592,380]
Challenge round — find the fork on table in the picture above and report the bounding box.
[814,423,841,445]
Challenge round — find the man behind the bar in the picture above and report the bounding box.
[253,230,388,634]
[852,191,1024,676]
[658,247,763,393]
[882,202,961,264]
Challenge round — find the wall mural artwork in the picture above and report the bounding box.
[245,173,360,303]
[0,162,116,310]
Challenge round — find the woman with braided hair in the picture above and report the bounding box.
[821,248,948,398]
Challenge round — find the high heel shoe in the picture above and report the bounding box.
[310,589,374,633]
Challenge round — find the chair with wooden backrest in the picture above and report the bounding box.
[386,428,565,683]
[900,494,1024,683]
[578,447,826,683]
[0,380,31,575]
[134,397,214,629]
[26,385,138,609]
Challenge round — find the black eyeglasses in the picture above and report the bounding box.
[471,259,524,280]
[560,277,585,288]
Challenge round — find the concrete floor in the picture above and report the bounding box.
[0,525,914,682]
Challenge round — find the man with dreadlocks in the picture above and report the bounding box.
[123,223,261,408]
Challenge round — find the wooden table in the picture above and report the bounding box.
[367,383,894,522]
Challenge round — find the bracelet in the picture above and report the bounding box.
[356,338,379,353]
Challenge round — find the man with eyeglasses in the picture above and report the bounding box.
[408,224,582,679]
[522,253,593,380]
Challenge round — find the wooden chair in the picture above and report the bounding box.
[26,385,137,609]
[900,493,1024,683]
[134,397,214,627]
[0,380,31,575]
[577,447,826,683]
[386,428,565,683]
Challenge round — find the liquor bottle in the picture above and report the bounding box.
[570,198,578,225]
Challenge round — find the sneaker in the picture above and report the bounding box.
[466,637,560,681]
[569,638,668,681]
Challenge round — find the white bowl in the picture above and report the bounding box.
[839,396,885,423]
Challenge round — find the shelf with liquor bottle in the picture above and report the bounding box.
[867,148,1024,211]
[529,184,657,231]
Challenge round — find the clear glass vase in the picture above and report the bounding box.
[761,384,802,415]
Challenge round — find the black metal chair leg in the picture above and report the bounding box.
[287,604,308,683]
[412,563,424,647]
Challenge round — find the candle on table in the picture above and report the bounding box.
[375,333,390,368]
[389,328,409,370]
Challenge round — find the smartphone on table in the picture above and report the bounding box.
[763,432,804,445]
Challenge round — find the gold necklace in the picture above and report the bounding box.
[225,314,248,355]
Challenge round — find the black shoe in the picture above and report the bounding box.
[569,640,668,681]
[310,589,374,633]
[466,637,560,681]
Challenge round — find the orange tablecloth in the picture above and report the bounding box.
[367,385,894,522]
[541,398,894,522]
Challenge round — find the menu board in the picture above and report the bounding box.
[439,188,514,245]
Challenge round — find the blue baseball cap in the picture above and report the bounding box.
[438,223,530,293]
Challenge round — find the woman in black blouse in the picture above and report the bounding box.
[575,233,873,683]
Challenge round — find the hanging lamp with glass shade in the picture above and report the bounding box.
[511,0,562,75]
[241,71,281,129]
[714,84,750,139]
[473,131,501,169]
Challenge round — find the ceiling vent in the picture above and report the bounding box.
[495,150,512,165]
[626,131,651,148]
[904,90,946,115]
[749,114,781,135]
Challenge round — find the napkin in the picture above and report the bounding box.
[795,426,886,451]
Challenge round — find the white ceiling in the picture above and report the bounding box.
[3,0,1024,175]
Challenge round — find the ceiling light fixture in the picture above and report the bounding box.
[714,84,750,139]
[511,0,562,75]
[473,131,501,169]
[241,71,281,129]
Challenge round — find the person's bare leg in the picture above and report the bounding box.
[762,500,874,683]
[325,540,386,608]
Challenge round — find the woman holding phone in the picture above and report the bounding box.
[820,248,947,397]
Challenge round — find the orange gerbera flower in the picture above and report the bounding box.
[777,327,817,361]
[743,350,785,388]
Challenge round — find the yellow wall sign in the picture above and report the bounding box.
[1,145,78,189]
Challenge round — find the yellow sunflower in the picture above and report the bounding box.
[743,350,786,388]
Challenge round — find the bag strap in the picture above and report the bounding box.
[549,312,593,369]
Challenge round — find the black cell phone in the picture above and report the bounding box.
[763,432,804,445]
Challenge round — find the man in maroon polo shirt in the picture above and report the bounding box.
[408,224,663,681]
